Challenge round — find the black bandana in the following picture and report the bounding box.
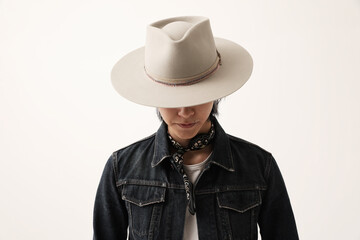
[167,122,215,215]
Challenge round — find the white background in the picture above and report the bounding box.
[1,0,360,239]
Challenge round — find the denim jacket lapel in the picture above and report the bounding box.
[209,117,235,172]
[151,122,171,167]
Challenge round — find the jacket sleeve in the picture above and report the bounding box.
[93,153,128,240]
[258,154,299,240]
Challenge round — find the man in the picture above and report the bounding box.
[94,16,299,240]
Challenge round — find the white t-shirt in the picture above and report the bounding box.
[182,152,212,240]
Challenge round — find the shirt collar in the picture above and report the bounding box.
[151,117,234,172]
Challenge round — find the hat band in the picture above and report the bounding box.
[145,51,222,86]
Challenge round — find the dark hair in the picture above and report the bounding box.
[156,99,221,121]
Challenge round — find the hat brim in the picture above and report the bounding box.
[111,38,253,108]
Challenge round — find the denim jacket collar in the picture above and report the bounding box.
[151,121,172,168]
[151,117,234,172]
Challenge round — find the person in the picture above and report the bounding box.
[93,16,299,240]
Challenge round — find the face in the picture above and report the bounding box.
[158,102,214,146]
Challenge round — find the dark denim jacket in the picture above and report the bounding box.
[93,118,299,240]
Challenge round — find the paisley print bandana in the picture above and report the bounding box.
[167,122,215,215]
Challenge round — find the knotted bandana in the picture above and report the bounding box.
[167,122,215,215]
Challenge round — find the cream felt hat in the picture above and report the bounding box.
[111,16,253,108]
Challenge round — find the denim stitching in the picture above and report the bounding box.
[121,186,166,207]
[216,190,261,213]
[116,180,186,190]
[220,207,232,240]
[122,196,165,207]
[196,185,267,195]
[148,204,163,240]
[116,179,167,187]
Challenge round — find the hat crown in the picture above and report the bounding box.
[161,21,193,40]
[145,16,218,83]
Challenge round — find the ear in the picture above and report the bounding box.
[156,108,163,121]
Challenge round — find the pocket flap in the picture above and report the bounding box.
[217,190,261,213]
[122,184,166,207]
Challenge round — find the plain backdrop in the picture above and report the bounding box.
[1,0,360,239]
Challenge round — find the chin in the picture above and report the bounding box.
[175,131,198,141]
[177,133,196,140]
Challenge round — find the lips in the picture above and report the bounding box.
[177,123,196,128]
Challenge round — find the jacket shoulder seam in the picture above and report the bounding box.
[227,134,274,181]
[227,134,271,155]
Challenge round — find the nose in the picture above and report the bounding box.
[178,107,194,119]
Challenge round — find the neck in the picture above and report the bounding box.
[183,144,213,165]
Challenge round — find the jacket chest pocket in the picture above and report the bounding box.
[216,189,262,240]
[122,184,166,240]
